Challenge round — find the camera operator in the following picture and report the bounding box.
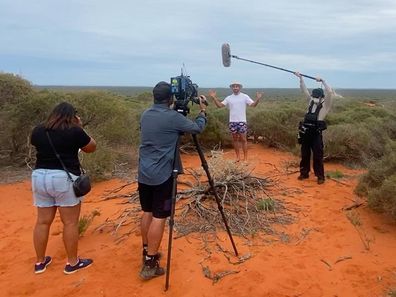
[138,81,207,280]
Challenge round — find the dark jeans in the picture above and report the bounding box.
[300,129,324,179]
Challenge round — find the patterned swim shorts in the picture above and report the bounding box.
[228,122,248,134]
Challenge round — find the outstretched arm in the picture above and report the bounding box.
[208,89,225,108]
[250,91,263,107]
[294,72,310,102]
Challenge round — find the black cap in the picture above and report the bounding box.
[153,81,172,103]
[311,88,324,98]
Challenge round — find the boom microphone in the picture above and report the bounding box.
[222,43,231,67]
[221,43,316,80]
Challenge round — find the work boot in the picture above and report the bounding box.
[139,254,165,280]
[297,174,309,180]
[317,177,325,184]
[142,249,162,264]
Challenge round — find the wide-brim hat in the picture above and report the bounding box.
[229,81,243,88]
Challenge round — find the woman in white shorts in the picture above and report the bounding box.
[30,102,96,275]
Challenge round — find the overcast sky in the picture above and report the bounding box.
[1,0,395,89]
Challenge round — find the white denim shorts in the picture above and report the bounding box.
[32,169,83,207]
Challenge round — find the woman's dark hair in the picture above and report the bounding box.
[44,102,78,130]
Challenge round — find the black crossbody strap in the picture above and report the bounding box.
[46,131,74,183]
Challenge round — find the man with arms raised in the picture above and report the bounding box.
[209,82,262,162]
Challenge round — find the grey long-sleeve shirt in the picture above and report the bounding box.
[300,78,335,121]
[138,103,207,185]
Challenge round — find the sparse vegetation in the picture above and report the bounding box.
[346,210,361,226]
[257,198,275,211]
[1,71,396,220]
[0,73,145,179]
[326,170,345,179]
[355,142,396,219]
[78,209,101,236]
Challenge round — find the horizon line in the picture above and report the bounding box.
[34,85,396,91]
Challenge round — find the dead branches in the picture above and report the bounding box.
[201,265,240,284]
[175,153,295,238]
[320,256,353,271]
[97,151,297,245]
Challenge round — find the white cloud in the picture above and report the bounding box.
[0,0,395,88]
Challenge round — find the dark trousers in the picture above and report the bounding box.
[300,130,324,179]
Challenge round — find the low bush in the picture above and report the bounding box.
[248,101,304,150]
[195,110,231,148]
[0,72,33,106]
[355,142,396,219]
[1,90,64,162]
[1,72,396,220]
[325,117,394,164]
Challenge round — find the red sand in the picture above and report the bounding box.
[1,144,395,297]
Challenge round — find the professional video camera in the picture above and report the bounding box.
[171,73,207,116]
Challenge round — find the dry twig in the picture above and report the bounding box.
[175,153,296,238]
[334,256,352,264]
[320,259,333,271]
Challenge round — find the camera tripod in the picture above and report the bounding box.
[165,134,239,290]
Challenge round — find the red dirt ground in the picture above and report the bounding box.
[1,144,395,297]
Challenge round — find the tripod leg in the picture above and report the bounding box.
[165,169,178,291]
[191,135,239,256]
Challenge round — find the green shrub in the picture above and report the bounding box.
[327,99,392,125]
[324,118,392,165]
[2,71,396,222]
[367,176,396,218]
[326,170,344,179]
[196,111,231,148]
[257,198,275,211]
[0,73,34,106]
[69,91,143,146]
[1,90,63,162]
[322,98,395,165]
[248,102,304,149]
[355,142,396,219]
[81,137,117,181]
[0,79,143,179]
[78,209,101,236]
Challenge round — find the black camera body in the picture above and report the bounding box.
[171,74,202,116]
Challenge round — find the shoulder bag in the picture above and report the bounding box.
[46,131,91,197]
